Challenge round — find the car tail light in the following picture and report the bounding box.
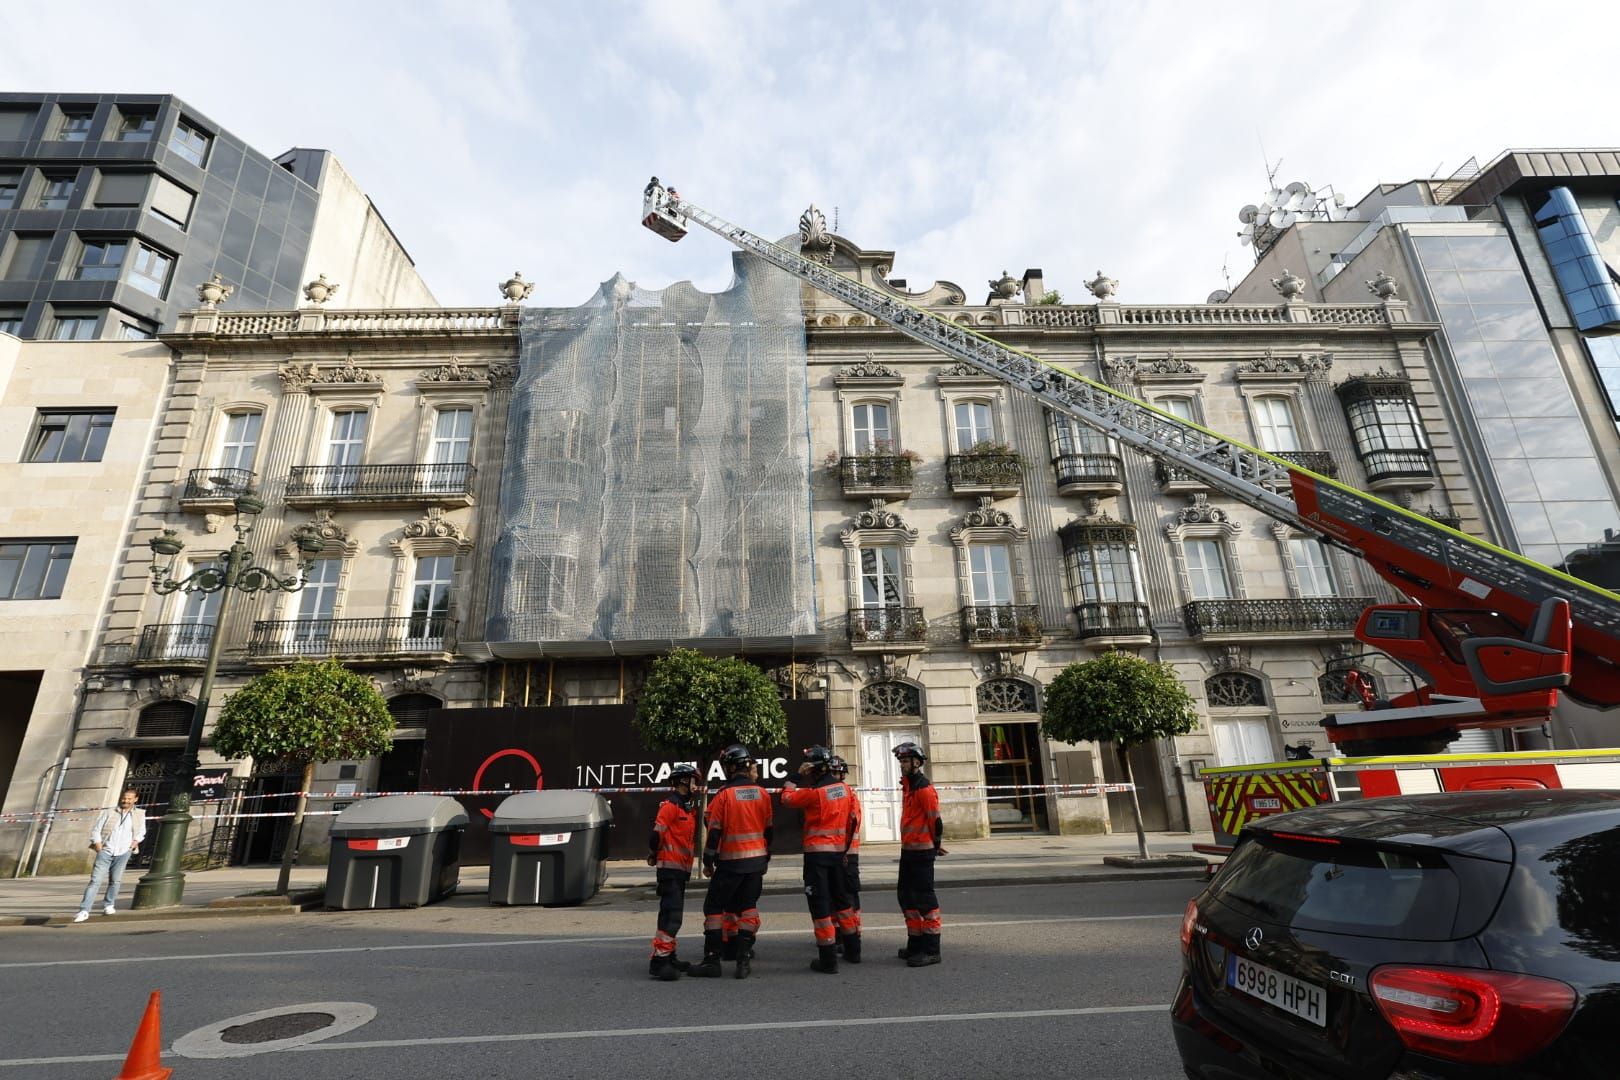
[1180,898,1198,955]
[1370,966,1576,1066]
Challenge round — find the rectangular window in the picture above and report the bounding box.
[408,556,455,643]
[169,119,210,166]
[216,411,263,473]
[851,402,892,453]
[0,108,35,140]
[50,314,98,341]
[954,401,995,450]
[430,408,474,464]
[535,553,575,614]
[93,171,149,208]
[175,560,223,645]
[1289,538,1336,597]
[119,320,156,341]
[126,243,172,298]
[1184,539,1232,600]
[74,238,127,281]
[117,111,156,142]
[1251,396,1301,452]
[56,110,94,141]
[292,558,342,645]
[0,539,75,600]
[1047,410,1112,457]
[1158,396,1198,423]
[26,409,115,463]
[0,171,19,209]
[969,544,1015,604]
[0,308,22,336]
[1071,541,1143,604]
[3,234,52,281]
[859,546,905,606]
[36,173,75,210]
[149,177,193,229]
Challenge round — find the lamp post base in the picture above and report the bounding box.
[131,794,194,909]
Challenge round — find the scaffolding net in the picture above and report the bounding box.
[487,254,819,651]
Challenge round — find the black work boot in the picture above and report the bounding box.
[898,934,921,959]
[842,934,862,964]
[649,956,683,981]
[907,937,941,967]
[733,934,755,980]
[721,939,739,961]
[809,944,839,974]
[669,954,692,974]
[687,953,724,978]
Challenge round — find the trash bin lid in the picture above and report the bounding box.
[490,790,612,831]
[330,794,469,837]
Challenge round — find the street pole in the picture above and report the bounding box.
[131,494,319,910]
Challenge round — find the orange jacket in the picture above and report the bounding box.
[650,794,697,872]
[847,785,863,853]
[901,772,942,852]
[704,778,774,866]
[780,776,856,854]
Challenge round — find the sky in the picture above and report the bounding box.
[3,1,1615,309]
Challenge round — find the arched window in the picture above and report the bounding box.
[976,678,1037,713]
[1319,669,1376,706]
[1205,672,1265,709]
[136,701,191,738]
[860,681,920,718]
[388,693,441,730]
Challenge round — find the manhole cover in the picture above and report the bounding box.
[220,1012,335,1044]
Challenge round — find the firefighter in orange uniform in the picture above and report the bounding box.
[780,745,859,972]
[829,755,862,961]
[689,744,773,979]
[894,741,945,966]
[646,763,699,981]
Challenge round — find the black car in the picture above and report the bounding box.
[1172,790,1620,1078]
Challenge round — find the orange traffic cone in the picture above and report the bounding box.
[113,990,173,1080]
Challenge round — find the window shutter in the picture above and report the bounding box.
[136,701,192,738]
[150,176,194,226]
[94,171,150,207]
[388,693,440,730]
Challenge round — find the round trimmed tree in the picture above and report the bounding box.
[1041,650,1198,859]
[214,659,394,893]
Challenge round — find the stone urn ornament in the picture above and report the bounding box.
[1365,269,1401,301]
[302,273,339,305]
[1084,270,1118,300]
[195,274,233,308]
[499,272,535,304]
[987,270,1020,300]
[1271,268,1305,301]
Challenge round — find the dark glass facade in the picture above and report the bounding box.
[0,93,320,339]
[1530,186,1620,332]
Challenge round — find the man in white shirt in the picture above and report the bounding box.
[74,788,147,922]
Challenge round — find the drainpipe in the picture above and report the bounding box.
[19,674,101,877]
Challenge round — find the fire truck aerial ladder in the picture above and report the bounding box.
[641,180,1620,754]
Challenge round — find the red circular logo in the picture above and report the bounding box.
[472,748,543,819]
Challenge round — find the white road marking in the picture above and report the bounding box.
[0,1005,1170,1066]
[0,912,1178,971]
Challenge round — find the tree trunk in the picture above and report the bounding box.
[276,761,314,896]
[1117,744,1149,860]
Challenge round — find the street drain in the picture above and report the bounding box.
[220,1011,335,1044]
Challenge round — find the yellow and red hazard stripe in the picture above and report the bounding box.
[1205,771,1328,844]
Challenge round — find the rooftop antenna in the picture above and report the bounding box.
[832,206,840,233]
[1220,256,1232,291]
[1259,133,1282,188]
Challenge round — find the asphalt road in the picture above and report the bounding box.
[0,878,1199,1079]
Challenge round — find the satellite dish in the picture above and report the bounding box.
[1207,289,1232,304]
[1333,192,1347,206]
[1239,232,1253,247]
[1268,208,1289,228]
[1239,204,1259,225]
[1279,210,1299,228]
[1285,181,1309,207]
[1266,188,1285,207]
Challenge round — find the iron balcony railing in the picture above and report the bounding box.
[247,615,457,658]
[1052,453,1123,488]
[946,453,1024,491]
[1359,448,1436,484]
[1184,597,1371,636]
[136,623,216,664]
[180,468,254,501]
[285,463,476,500]
[1272,450,1338,477]
[1074,601,1153,640]
[847,606,928,644]
[838,455,914,495]
[960,604,1043,645]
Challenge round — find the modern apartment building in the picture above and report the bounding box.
[0,92,435,342]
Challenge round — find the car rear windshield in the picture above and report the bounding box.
[1211,834,1476,940]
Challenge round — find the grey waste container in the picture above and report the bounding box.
[489,791,613,906]
[326,795,468,910]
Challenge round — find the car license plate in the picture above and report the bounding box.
[1228,954,1326,1027]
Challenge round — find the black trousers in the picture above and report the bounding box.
[651,868,689,956]
[702,866,764,954]
[841,853,861,919]
[802,853,854,946]
[897,850,941,945]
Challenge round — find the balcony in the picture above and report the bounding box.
[1154,460,1208,493]
[838,455,914,498]
[960,604,1043,648]
[1262,451,1339,492]
[847,606,928,651]
[946,452,1024,497]
[1359,448,1437,491]
[1052,453,1124,497]
[285,463,477,508]
[1183,597,1372,641]
[178,468,255,511]
[135,623,215,667]
[247,615,458,663]
[1074,602,1153,646]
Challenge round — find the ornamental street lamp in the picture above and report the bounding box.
[131,494,325,909]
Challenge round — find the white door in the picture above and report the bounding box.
[860,728,922,843]
[290,558,341,651]
[429,408,473,492]
[1213,718,1276,766]
[408,555,454,648]
[1289,538,1336,597]
[171,562,222,657]
[325,409,368,491]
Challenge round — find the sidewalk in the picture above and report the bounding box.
[0,832,1210,926]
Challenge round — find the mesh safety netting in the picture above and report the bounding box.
[486,254,818,651]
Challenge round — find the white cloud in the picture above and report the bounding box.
[3,0,1614,308]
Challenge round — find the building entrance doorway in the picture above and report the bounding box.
[0,671,42,811]
[979,722,1049,832]
[1100,740,1171,832]
[231,760,303,865]
[859,728,920,842]
[123,748,181,870]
